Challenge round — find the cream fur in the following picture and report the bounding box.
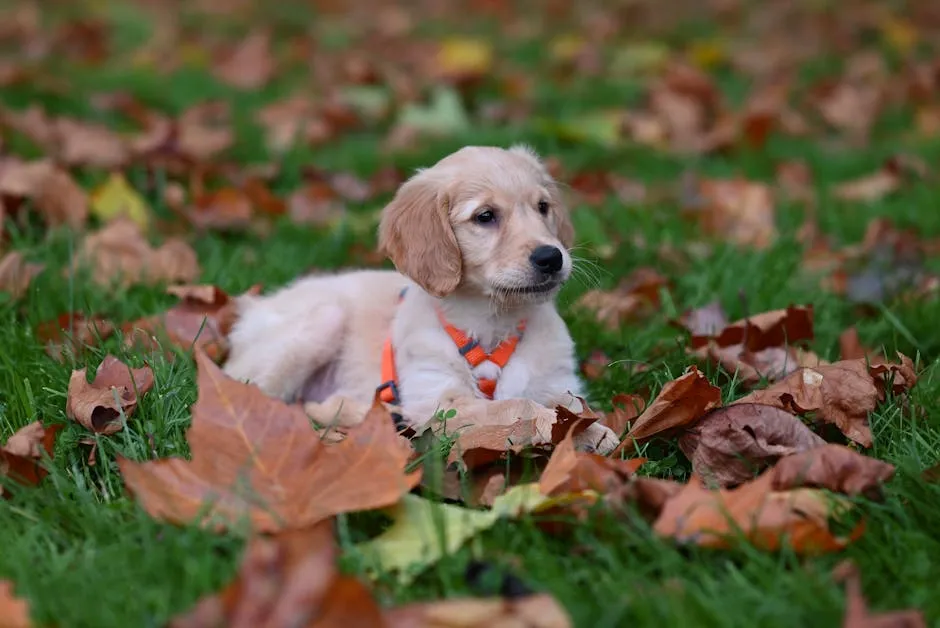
[223,145,618,453]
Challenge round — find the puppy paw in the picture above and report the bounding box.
[573,422,619,455]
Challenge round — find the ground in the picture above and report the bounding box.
[1,1,940,626]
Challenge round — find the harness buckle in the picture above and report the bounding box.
[376,380,400,406]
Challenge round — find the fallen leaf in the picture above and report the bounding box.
[653,471,863,553]
[734,356,917,448]
[287,181,346,227]
[612,366,721,455]
[357,484,545,584]
[188,187,253,231]
[90,172,150,229]
[54,117,129,169]
[212,29,275,90]
[539,427,645,497]
[834,560,926,628]
[388,86,471,149]
[434,37,493,82]
[255,94,317,154]
[0,158,87,229]
[1,421,62,497]
[680,303,821,386]
[833,160,901,202]
[679,404,827,487]
[177,102,235,162]
[603,393,646,436]
[579,349,610,381]
[65,355,154,434]
[0,580,31,628]
[839,327,882,362]
[386,594,572,628]
[772,444,895,499]
[0,251,43,300]
[118,353,421,532]
[124,283,258,361]
[69,218,200,287]
[575,267,669,329]
[36,312,114,362]
[683,176,777,249]
[169,521,383,628]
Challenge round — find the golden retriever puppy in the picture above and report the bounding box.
[223,145,618,453]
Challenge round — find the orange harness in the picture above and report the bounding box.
[377,289,526,406]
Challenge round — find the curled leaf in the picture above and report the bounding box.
[65,355,154,434]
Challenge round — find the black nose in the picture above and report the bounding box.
[529,245,564,275]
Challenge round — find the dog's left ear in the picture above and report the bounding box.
[510,144,575,249]
[378,169,462,297]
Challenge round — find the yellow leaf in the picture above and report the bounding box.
[880,17,918,54]
[550,34,585,64]
[90,173,151,230]
[356,484,545,583]
[610,42,670,76]
[437,38,493,77]
[688,39,727,70]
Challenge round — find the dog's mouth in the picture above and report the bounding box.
[498,280,561,295]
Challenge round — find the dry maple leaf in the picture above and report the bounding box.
[734,356,917,448]
[679,303,823,386]
[678,404,826,488]
[212,29,275,90]
[124,283,259,361]
[0,158,87,229]
[0,251,43,300]
[171,519,572,628]
[175,102,235,163]
[602,393,646,436]
[1,421,63,498]
[54,117,129,169]
[0,580,31,628]
[575,266,669,329]
[682,176,777,249]
[118,352,421,532]
[611,366,721,455]
[834,561,927,628]
[69,218,200,288]
[188,187,254,231]
[539,426,645,497]
[653,471,863,553]
[65,355,154,435]
[36,312,114,362]
[287,181,346,227]
[771,445,895,500]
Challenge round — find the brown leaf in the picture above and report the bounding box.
[189,188,254,231]
[540,427,645,497]
[684,177,777,249]
[833,161,901,202]
[0,580,31,628]
[734,356,917,448]
[835,561,926,628]
[287,182,346,227]
[575,267,669,329]
[36,312,114,362]
[771,444,895,499]
[255,95,318,154]
[54,117,129,169]
[679,404,827,487]
[839,327,882,362]
[176,102,234,162]
[603,393,646,436]
[0,158,87,228]
[386,594,573,628]
[608,476,684,521]
[212,30,275,90]
[169,521,384,628]
[65,355,154,434]
[69,218,200,288]
[579,349,610,381]
[611,366,721,455]
[0,251,43,299]
[124,283,259,361]
[1,421,63,497]
[118,352,421,532]
[653,471,863,553]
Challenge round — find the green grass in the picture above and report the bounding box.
[2,2,940,626]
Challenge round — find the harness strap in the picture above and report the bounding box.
[377,288,526,403]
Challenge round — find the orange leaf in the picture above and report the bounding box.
[118,351,421,532]
[611,366,721,455]
[1,421,63,498]
[0,580,31,628]
[65,355,154,434]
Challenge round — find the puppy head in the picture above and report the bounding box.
[378,145,574,303]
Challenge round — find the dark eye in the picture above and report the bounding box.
[537,201,549,215]
[474,209,496,225]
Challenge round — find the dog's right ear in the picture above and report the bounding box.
[378,170,462,298]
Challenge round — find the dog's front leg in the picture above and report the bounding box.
[303,395,374,429]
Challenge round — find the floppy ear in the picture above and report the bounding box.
[510,144,576,249]
[378,171,462,297]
